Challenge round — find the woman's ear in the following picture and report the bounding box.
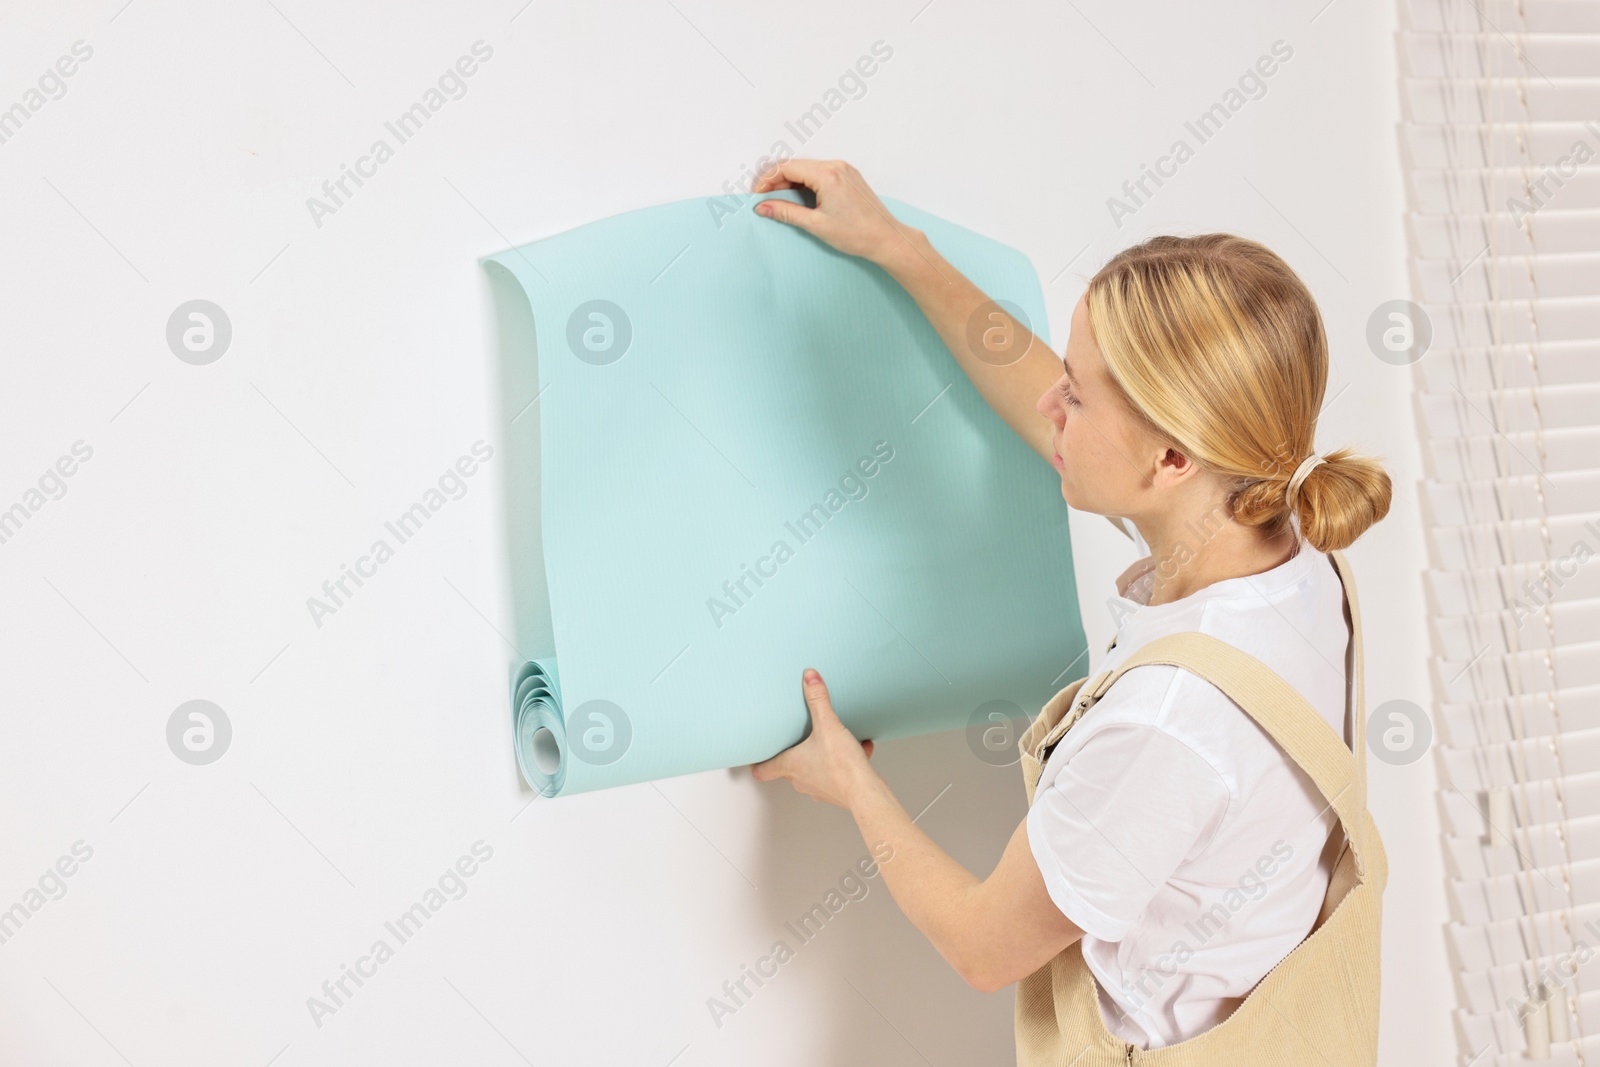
[1150,445,1199,488]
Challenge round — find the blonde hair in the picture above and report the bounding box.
[1084,234,1391,553]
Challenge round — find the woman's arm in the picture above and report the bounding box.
[753,160,1061,462]
[753,670,1084,992]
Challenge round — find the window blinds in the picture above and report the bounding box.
[1402,1,1600,1062]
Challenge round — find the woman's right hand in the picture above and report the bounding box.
[755,157,1061,465]
[752,159,914,266]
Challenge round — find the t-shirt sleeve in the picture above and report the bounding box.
[1026,723,1230,942]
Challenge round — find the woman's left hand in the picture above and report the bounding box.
[751,669,878,810]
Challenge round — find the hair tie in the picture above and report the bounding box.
[1285,454,1325,510]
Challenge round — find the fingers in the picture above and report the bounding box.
[750,749,788,782]
[752,157,836,193]
[754,196,821,234]
[753,158,859,232]
[801,668,841,727]
[750,668,849,786]
[748,742,800,783]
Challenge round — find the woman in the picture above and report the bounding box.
[749,160,1392,1060]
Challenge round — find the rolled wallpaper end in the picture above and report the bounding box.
[513,659,565,798]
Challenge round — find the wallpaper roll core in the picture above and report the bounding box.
[486,190,1086,798]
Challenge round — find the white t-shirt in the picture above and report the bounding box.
[1025,533,1352,1049]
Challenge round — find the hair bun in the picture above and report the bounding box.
[1290,447,1392,553]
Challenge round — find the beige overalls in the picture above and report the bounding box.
[1014,549,1387,1066]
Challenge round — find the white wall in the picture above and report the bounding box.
[0,1,1449,1064]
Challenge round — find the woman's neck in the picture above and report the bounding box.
[1131,506,1301,607]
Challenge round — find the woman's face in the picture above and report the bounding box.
[1035,295,1164,516]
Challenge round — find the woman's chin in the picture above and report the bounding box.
[1057,482,1108,518]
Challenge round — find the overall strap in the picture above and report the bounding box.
[1073,549,1371,874]
[1330,549,1368,814]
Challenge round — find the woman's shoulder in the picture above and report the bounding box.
[1083,546,1352,776]
[1077,663,1268,786]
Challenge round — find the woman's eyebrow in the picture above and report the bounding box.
[1060,357,1078,384]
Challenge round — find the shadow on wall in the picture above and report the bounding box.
[485,261,556,795]
[741,709,1028,1062]
[485,257,1026,1062]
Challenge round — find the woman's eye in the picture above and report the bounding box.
[1057,383,1079,407]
